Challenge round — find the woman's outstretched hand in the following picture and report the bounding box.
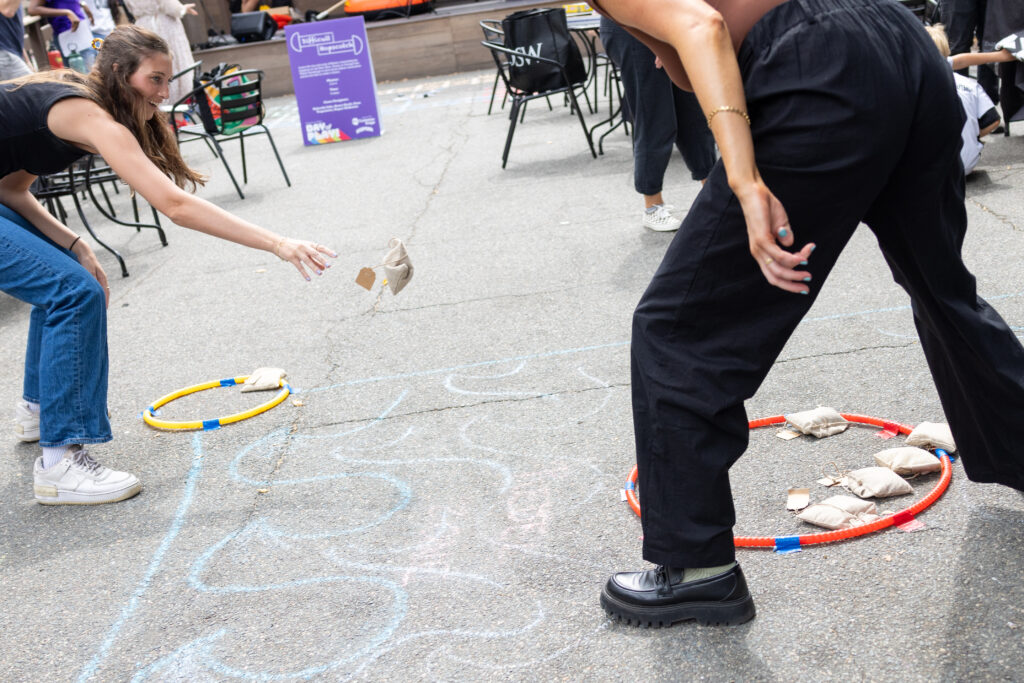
[735,180,815,294]
[274,238,337,281]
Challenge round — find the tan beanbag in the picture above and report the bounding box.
[785,407,850,438]
[797,495,881,530]
[842,466,913,498]
[873,446,942,476]
[905,422,956,453]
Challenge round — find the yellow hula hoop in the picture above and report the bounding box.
[142,376,291,431]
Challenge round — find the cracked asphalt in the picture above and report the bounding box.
[2,70,1023,682]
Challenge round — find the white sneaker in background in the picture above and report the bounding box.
[14,401,39,442]
[642,204,681,232]
[33,447,141,505]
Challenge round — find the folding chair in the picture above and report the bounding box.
[173,68,290,200]
[481,40,596,168]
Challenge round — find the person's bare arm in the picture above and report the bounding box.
[1,0,22,18]
[979,118,1001,137]
[27,0,81,28]
[950,50,1015,70]
[0,170,110,302]
[240,0,257,12]
[48,98,336,280]
[599,0,812,293]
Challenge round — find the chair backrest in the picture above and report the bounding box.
[187,67,265,136]
[479,19,504,44]
[500,8,586,93]
[213,69,265,135]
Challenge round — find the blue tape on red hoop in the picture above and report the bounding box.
[774,536,801,554]
[624,481,634,491]
[202,419,221,431]
[936,447,955,462]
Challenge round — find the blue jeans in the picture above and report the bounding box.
[0,204,111,447]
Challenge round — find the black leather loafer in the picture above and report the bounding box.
[600,563,756,627]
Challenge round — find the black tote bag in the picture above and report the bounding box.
[501,8,587,93]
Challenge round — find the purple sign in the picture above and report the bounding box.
[285,17,381,145]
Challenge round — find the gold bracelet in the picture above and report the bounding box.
[272,238,287,260]
[706,105,751,127]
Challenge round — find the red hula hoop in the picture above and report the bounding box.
[623,413,953,548]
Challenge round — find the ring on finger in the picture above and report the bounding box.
[764,257,774,266]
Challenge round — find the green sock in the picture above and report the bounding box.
[682,562,736,583]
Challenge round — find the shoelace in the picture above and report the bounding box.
[71,448,103,475]
[655,565,669,585]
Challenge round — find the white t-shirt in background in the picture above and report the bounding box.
[947,57,999,175]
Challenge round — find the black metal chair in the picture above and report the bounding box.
[481,40,596,168]
[33,156,166,277]
[172,68,290,200]
[480,20,508,115]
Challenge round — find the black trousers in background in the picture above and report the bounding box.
[632,0,1024,569]
[946,0,1000,105]
[599,16,716,192]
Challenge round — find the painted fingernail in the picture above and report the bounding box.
[810,245,817,252]
[803,276,811,282]
[800,260,808,266]
[778,228,788,238]
[799,290,808,295]
[316,270,322,275]
[305,276,311,282]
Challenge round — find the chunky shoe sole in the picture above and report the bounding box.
[34,481,142,505]
[600,587,756,627]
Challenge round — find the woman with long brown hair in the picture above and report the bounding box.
[0,25,335,505]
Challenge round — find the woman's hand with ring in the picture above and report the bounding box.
[735,179,815,294]
[273,238,338,281]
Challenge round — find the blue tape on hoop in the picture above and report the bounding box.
[202,419,221,431]
[219,378,237,387]
[774,536,802,554]
[624,481,634,491]
[936,447,955,463]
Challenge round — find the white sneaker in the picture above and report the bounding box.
[33,447,141,505]
[642,204,681,232]
[14,401,40,442]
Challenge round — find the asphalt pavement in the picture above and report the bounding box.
[1,70,1023,681]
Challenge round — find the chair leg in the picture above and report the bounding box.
[260,126,292,187]
[151,206,167,246]
[85,176,168,247]
[567,89,597,159]
[488,72,500,115]
[239,130,248,185]
[503,99,522,169]
[70,191,129,277]
[98,181,116,217]
[211,137,245,200]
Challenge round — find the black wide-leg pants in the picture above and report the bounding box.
[632,0,1024,569]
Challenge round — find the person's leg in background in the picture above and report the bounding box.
[946,0,999,103]
[671,86,716,184]
[600,17,699,232]
[0,204,140,505]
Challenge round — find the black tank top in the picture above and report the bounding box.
[0,81,89,178]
